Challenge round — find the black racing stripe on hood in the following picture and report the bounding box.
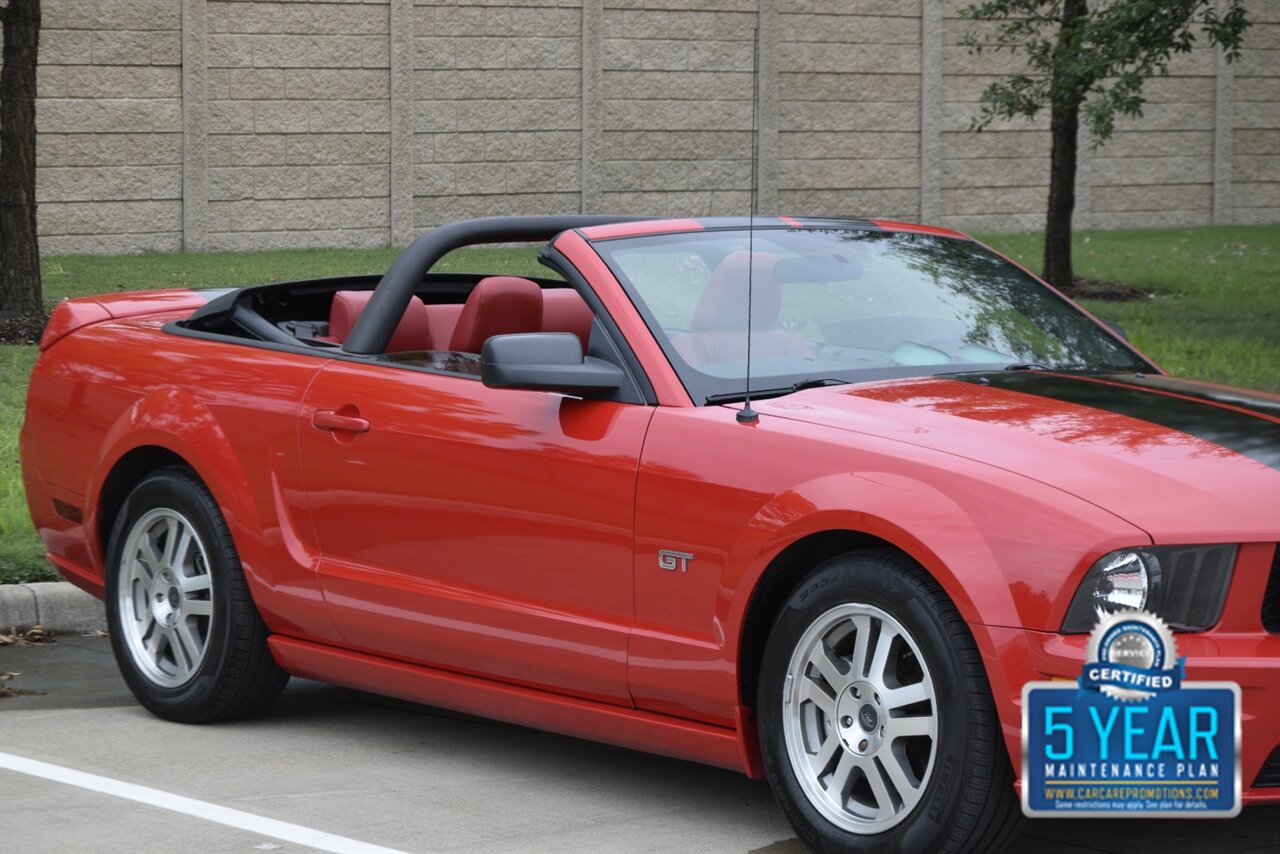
[1085,373,1280,421]
[953,372,1280,471]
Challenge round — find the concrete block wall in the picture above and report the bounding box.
[938,2,1050,233]
[596,0,754,216]
[202,0,392,250]
[413,0,583,229]
[776,2,922,222]
[1232,2,1280,224]
[35,0,184,254]
[23,0,1280,255]
[1086,49,1219,230]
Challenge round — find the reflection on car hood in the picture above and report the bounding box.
[755,371,1280,543]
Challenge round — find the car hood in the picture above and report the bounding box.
[754,371,1280,543]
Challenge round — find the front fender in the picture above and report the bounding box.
[721,471,1008,630]
[630,405,1146,731]
[725,460,1146,644]
[718,463,1146,778]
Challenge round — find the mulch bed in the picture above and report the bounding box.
[1066,277,1151,301]
[0,311,48,345]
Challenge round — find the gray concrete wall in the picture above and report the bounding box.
[28,0,1280,254]
[201,0,393,250]
[1232,0,1280,224]
[413,0,584,228]
[35,0,184,254]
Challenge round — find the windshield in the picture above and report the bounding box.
[593,227,1151,404]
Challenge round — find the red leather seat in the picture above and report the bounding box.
[450,276,544,353]
[427,304,464,351]
[671,251,815,366]
[541,288,594,348]
[329,290,431,352]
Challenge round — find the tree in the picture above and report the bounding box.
[0,0,43,318]
[960,1,1250,292]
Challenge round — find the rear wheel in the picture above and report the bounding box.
[106,466,287,722]
[757,550,1021,854]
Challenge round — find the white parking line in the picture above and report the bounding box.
[0,752,410,854]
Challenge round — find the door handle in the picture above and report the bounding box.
[312,409,370,433]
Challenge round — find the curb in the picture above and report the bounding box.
[0,582,106,635]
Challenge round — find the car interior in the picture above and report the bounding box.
[669,251,817,367]
[179,271,597,379]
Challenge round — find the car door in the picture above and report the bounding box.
[298,358,651,705]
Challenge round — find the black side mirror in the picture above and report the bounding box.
[481,333,624,395]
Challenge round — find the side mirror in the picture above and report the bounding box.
[1103,321,1129,341]
[481,333,625,395]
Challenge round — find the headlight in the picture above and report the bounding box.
[1061,544,1237,633]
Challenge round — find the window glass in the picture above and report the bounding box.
[597,228,1150,403]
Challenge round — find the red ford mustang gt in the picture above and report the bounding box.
[21,216,1280,852]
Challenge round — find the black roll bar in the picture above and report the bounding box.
[342,216,652,355]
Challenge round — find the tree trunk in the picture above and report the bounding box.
[1043,98,1078,292]
[0,0,44,317]
[1042,0,1087,294]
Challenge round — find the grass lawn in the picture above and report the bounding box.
[983,226,1279,394]
[2,224,1277,583]
[38,245,557,301]
[0,346,44,581]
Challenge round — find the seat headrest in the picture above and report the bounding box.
[541,288,594,348]
[330,290,431,352]
[426,303,464,353]
[450,276,544,353]
[691,251,781,331]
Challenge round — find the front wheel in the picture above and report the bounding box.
[757,550,1021,854]
[106,466,288,723]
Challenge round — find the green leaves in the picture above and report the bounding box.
[960,0,1250,143]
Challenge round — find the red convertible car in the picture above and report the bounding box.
[21,216,1280,852]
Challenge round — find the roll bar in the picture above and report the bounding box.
[341,216,651,355]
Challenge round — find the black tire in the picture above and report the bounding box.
[105,466,288,723]
[757,549,1022,854]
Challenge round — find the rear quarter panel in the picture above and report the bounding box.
[23,316,337,641]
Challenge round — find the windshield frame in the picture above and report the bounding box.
[590,225,1156,406]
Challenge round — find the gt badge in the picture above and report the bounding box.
[658,549,694,573]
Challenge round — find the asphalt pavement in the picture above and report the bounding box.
[1,634,1277,854]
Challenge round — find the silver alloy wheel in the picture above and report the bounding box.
[117,507,215,688]
[781,603,938,834]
